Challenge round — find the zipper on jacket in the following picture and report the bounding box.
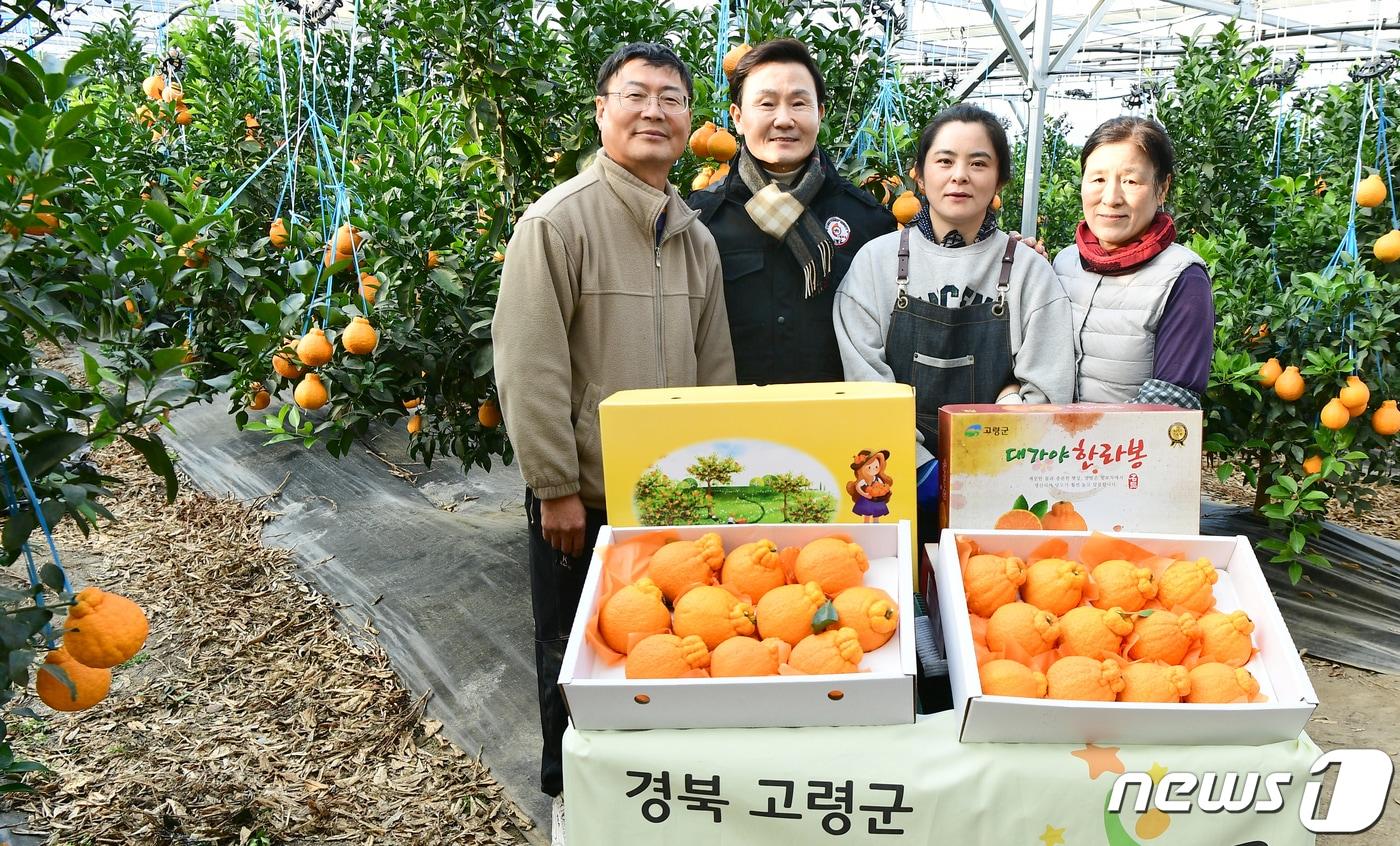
[654,237,665,385]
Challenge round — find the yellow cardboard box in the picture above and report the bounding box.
[600,383,916,533]
[938,403,1202,533]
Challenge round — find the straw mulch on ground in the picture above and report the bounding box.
[4,437,531,845]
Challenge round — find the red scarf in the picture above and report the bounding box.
[1075,212,1177,275]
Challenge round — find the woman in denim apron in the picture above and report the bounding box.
[835,105,1077,548]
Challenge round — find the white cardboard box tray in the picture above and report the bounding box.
[560,522,916,730]
[933,529,1319,745]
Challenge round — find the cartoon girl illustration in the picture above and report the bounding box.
[847,449,893,523]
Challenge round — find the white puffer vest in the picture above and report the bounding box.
[1053,242,1205,403]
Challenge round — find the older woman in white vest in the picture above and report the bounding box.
[1053,117,1214,408]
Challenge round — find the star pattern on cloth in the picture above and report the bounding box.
[1147,762,1169,783]
[1071,743,1125,779]
[1039,823,1067,846]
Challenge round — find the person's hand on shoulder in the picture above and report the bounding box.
[1009,231,1050,261]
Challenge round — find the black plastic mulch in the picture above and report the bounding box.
[1201,502,1400,675]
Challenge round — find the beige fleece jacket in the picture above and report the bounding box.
[491,153,736,509]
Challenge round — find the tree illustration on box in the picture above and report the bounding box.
[789,492,836,524]
[687,453,743,519]
[768,472,812,522]
[634,467,705,526]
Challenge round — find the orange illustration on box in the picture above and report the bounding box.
[847,449,894,523]
[992,495,1087,531]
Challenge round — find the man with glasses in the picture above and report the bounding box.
[491,41,735,844]
[690,38,896,384]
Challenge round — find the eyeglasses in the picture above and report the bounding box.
[603,90,690,115]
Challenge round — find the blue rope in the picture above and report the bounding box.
[0,470,55,645]
[0,406,73,638]
[1323,82,1372,279]
[1377,84,1398,231]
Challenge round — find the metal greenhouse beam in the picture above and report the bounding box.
[952,10,1034,101]
[1019,0,1054,238]
[1165,0,1397,53]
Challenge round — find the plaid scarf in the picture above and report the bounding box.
[1076,211,1177,275]
[738,145,833,298]
[913,203,998,247]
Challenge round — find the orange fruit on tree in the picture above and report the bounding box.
[691,166,715,192]
[793,537,868,595]
[891,192,921,224]
[1272,365,1304,401]
[1089,559,1157,612]
[671,585,756,650]
[1257,357,1282,388]
[710,636,789,677]
[180,239,207,268]
[625,633,710,679]
[1186,662,1260,703]
[332,223,364,256]
[359,272,381,303]
[1127,609,1200,664]
[1022,558,1088,616]
[1355,173,1387,208]
[706,128,737,163]
[341,316,378,356]
[403,397,421,410]
[710,162,731,184]
[1119,662,1191,703]
[599,577,671,654]
[722,43,752,77]
[161,82,184,104]
[789,627,863,675]
[296,327,333,367]
[1057,605,1134,660]
[36,648,112,711]
[1039,501,1087,531]
[756,581,828,646]
[1197,610,1255,667]
[1302,454,1322,475]
[62,587,149,669]
[1045,656,1124,701]
[832,586,899,652]
[962,553,1027,618]
[1373,400,1400,436]
[269,218,289,248]
[985,601,1060,658]
[141,73,165,100]
[978,658,1047,698]
[1157,558,1217,614]
[174,105,192,126]
[1340,375,1370,412]
[247,387,271,410]
[426,249,440,269]
[648,533,724,603]
[1320,397,1350,430]
[1375,229,1400,263]
[294,373,329,410]
[720,540,785,603]
[271,339,303,379]
[406,414,422,435]
[993,508,1043,529]
[991,194,1002,212]
[689,121,716,159]
[477,399,502,428]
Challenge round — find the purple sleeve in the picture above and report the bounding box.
[1152,264,1214,394]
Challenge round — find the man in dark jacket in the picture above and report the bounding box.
[688,38,896,385]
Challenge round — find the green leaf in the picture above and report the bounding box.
[13,430,86,481]
[811,600,839,634]
[1013,494,1029,511]
[0,509,35,552]
[151,346,188,373]
[39,563,66,591]
[1288,529,1305,554]
[143,200,178,233]
[119,433,178,504]
[1029,500,1049,520]
[1287,562,1303,585]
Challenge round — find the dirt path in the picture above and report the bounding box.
[3,439,531,844]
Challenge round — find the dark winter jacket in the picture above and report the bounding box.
[688,148,897,385]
